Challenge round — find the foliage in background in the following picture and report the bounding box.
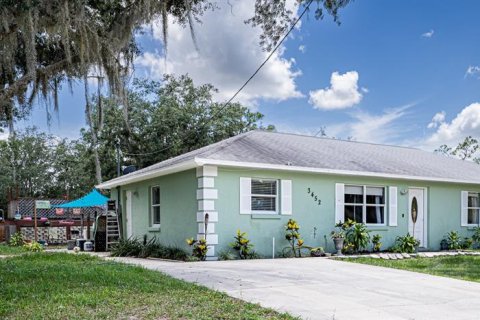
[310,246,325,257]
[390,234,420,253]
[186,237,208,261]
[372,234,382,252]
[87,76,275,171]
[230,229,254,259]
[444,231,462,250]
[0,0,214,130]
[473,227,480,248]
[23,241,43,252]
[461,237,474,250]
[334,219,370,253]
[0,75,274,211]
[345,222,371,253]
[8,232,24,247]
[0,127,96,209]
[0,0,351,133]
[435,136,480,164]
[284,218,305,258]
[111,237,188,261]
[218,250,237,261]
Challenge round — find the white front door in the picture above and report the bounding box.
[125,191,133,238]
[408,188,426,247]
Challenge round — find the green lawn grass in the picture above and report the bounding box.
[0,244,25,256]
[0,253,296,320]
[347,255,480,283]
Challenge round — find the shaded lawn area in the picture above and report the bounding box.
[0,253,296,320]
[0,244,25,256]
[346,255,480,283]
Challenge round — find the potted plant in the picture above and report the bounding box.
[310,246,325,257]
[331,228,345,255]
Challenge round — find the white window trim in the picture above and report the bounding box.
[251,178,279,214]
[467,191,480,227]
[151,186,161,227]
[344,184,387,226]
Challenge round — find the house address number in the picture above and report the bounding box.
[307,188,322,206]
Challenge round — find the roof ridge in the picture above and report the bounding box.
[194,130,256,159]
[258,130,422,152]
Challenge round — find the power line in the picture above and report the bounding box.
[124,0,314,157]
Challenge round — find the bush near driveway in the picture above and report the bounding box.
[0,253,297,320]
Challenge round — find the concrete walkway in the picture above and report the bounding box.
[106,256,480,320]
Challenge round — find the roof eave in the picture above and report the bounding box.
[195,158,480,185]
[96,159,198,189]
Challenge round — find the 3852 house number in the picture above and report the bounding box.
[307,188,322,205]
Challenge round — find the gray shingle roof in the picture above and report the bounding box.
[100,130,480,187]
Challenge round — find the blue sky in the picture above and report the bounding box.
[14,0,480,150]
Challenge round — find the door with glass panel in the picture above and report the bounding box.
[408,188,425,247]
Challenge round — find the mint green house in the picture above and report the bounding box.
[97,131,480,258]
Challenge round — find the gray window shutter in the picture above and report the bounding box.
[240,177,251,214]
[335,183,345,224]
[461,191,469,226]
[388,186,398,226]
[281,180,292,215]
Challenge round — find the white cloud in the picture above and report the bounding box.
[0,131,8,140]
[308,71,364,110]
[135,0,302,106]
[298,45,306,53]
[466,65,480,78]
[275,104,413,144]
[421,29,434,38]
[427,111,446,129]
[423,103,480,149]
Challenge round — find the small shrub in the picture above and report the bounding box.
[138,237,159,258]
[342,242,355,254]
[9,232,23,247]
[23,241,43,252]
[472,227,480,248]
[345,222,371,253]
[285,219,304,258]
[186,237,208,261]
[334,219,370,253]
[247,250,262,259]
[445,231,461,250]
[110,238,143,257]
[390,234,419,253]
[461,237,474,250]
[230,229,254,259]
[162,245,189,261]
[372,234,382,252]
[218,250,237,261]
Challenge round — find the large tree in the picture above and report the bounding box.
[84,74,274,180]
[0,127,95,209]
[0,0,351,132]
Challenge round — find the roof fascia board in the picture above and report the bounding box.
[96,159,198,189]
[195,158,480,185]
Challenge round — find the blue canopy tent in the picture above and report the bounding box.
[53,189,109,240]
[54,189,109,208]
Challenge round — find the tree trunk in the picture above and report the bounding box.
[84,79,102,185]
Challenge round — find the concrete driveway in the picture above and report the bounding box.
[108,256,480,320]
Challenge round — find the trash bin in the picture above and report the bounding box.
[67,240,76,250]
[84,240,94,252]
[76,239,87,251]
